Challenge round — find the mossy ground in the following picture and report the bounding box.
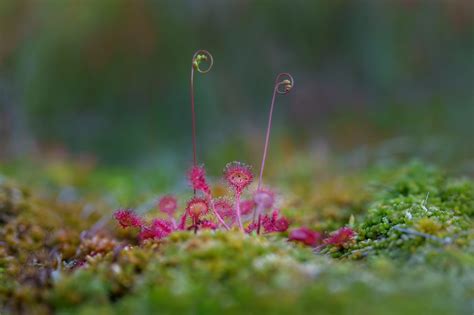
[0,159,473,315]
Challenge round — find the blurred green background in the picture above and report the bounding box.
[0,0,473,171]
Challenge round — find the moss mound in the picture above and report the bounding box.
[50,231,472,315]
[0,161,473,315]
[341,162,474,267]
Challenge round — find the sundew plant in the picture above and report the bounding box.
[113,51,355,247]
[115,51,294,238]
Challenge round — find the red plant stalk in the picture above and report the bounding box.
[235,192,244,231]
[192,217,198,234]
[254,203,268,235]
[178,212,188,230]
[255,73,294,230]
[257,73,294,190]
[253,203,262,225]
[256,213,262,234]
[252,188,275,225]
[208,195,231,230]
[169,215,177,229]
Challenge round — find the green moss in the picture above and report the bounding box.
[339,162,474,264]
[1,160,474,315]
[50,231,472,315]
[0,178,101,314]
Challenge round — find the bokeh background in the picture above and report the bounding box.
[0,0,473,176]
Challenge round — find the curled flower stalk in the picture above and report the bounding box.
[257,73,294,190]
[254,73,294,229]
[190,50,214,168]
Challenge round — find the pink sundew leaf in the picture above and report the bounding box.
[214,198,236,225]
[323,227,355,246]
[186,197,210,219]
[239,199,256,216]
[245,222,258,234]
[139,219,175,241]
[223,162,254,193]
[177,212,189,230]
[288,227,322,247]
[214,198,234,218]
[114,209,143,228]
[253,188,275,210]
[188,165,210,194]
[200,219,217,230]
[261,210,290,233]
[158,195,178,216]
